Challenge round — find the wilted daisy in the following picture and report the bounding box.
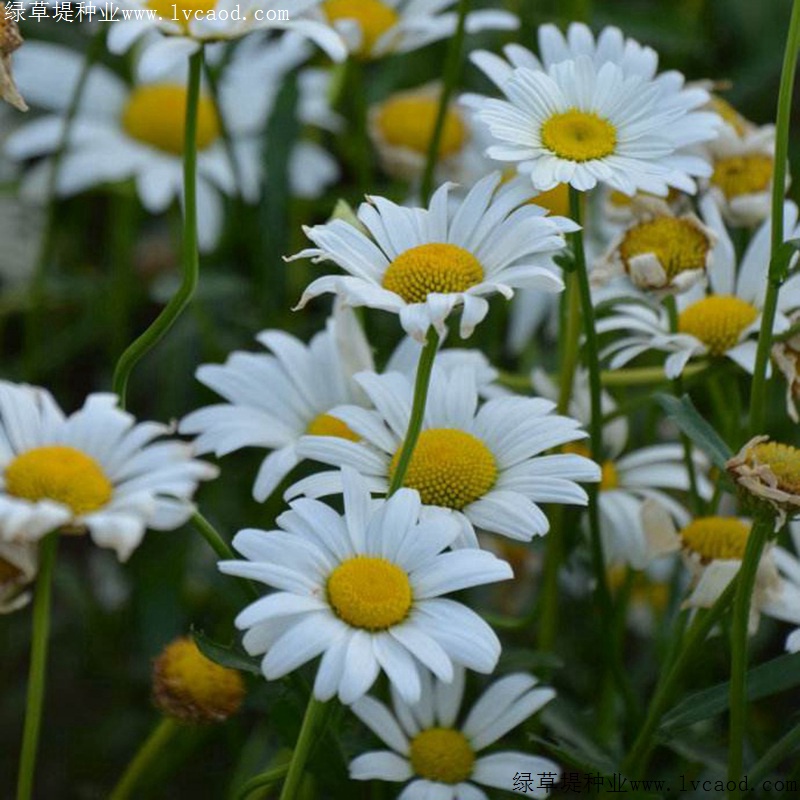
[468,53,719,195]
[317,0,517,61]
[0,540,36,613]
[290,172,574,341]
[0,13,26,111]
[220,468,512,705]
[0,382,217,561]
[290,365,600,547]
[107,0,346,80]
[593,197,716,295]
[600,199,800,378]
[772,311,800,422]
[180,307,373,502]
[349,666,559,799]
[6,42,273,251]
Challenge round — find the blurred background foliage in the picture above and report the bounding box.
[2,0,800,797]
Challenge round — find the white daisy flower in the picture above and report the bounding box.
[0,540,37,614]
[219,467,512,705]
[467,53,719,196]
[107,0,346,81]
[530,369,711,569]
[600,199,800,378]
[289,364,600,547]
[179,306,373,502]
[0,382,217,561]
[289,172,574,342]
[349,666,559,799]
[6,42,267,252]
[762,523,800,651]
[315,0,517,61]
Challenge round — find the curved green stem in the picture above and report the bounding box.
[387,327,440,496]
[108,717,180,800]
[278,698,327,800]
[112,48,204,408]
[419,0,470,204]
[16,533,59,800]
[624,579,738,777]
[727,515,772,797]
[237,764,291,800]
[749,0,800,435]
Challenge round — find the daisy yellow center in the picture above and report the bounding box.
[410,728,475,784]
[390,429,497,510]
[382,243,484,304]
[5,445,113,516]
[711,154,773,200]
[677,295,758,356]
[541,109,617,162]
[147,0,217,29]
[377,95,466,157]
[122,84,220,156]
[747,442,800,494]
[680,517,751,561]
[327,556,412,630]
[306,413,359,442]
[154,637,245,723]
[619,217,710,279]
[563,443,617,491]
[709,96,748,137]
[532,182,571,216]
[323,0,398,56]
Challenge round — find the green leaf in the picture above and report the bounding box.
[192,628,262,676]
[660,651,800,733]
[655,393,732,471]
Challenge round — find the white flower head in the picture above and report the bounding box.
[762,523,800,652]
[349,666,559,799]
[289,364,600,547]
[289,172,575,342]
[179,305,373,502]
[220,468,513,705]
[0,382,217,561]
[315,0,518,61]
[467,52,720,196]
[107,0,346,81]
[0,540,37,614]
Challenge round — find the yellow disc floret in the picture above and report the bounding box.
[323,0,398,57]
[711,154,773,200]
[5,445,113,516]
[147,0,217,29]
[382,243,484,304]
[377,95,466,158]
[410,728,475,784]
[541,109,617,162]
[390,429,497,509]
[153,637,245,724]
[122,84,220,156]
[709,96,749,137]
[327,556,412,630]
[680,517,751,561]
[619,217,711,279]
[531,183,571,217]
[306,413,360,442]
[746,441,800,494]
[677,295,758,356]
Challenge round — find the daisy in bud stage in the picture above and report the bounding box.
[349,666,559,799]
[0,540,36,613]
[180,306,373,502]
[219,468,512,705]
[600,199,800,379]
[0,382,217,561]
[290,364,600,547]
[108,0,346,81]
[316,0,517,61]
[290,172,574,342]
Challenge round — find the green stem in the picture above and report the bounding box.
[108,717,180,800]
[16,533,59,800]
[387,327,440,496]
[419,0,470,204]
[345,59,372,193]
[111,48,204,408]
[749,0,800,435]
[727,515,772,797]
[558,272,581,414]
[278,698,327,800]
[623,578,738,777]
[237,764,291,800]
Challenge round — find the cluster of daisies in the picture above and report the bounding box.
[4,1,800,797]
